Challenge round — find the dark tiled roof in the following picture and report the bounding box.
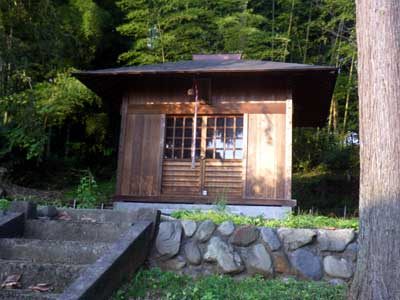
[74,59,336,76]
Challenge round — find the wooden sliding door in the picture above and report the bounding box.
[161,115,244,197]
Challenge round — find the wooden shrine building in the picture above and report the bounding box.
[75,55,337,211]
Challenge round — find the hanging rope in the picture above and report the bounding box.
[191,78,199,169]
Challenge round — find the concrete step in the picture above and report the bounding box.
[0,289,59,300]
[58,207,159,224]
[0,239,111,265]
[24,220,131,243]
[0,259,87,293]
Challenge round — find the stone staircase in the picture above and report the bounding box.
[0,207,157,300]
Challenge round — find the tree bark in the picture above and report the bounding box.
[349,1,400,300]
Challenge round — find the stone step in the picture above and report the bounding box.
[58,207,158,224]
[24,219,131,243]
[0,289,59,300]
[0,259,87,293]
[0,239,111,265]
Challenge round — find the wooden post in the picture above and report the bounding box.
[116,97,128,195]
[242,114,249,198]
[157,114,166,195]
[285,99,293,199]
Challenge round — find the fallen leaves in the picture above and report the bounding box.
[57,211,72,221]
[29,283,51,293]
[1,274,51,293]
[80,217,96,223]
[1,274,22,289]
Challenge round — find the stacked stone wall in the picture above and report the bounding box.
[149,220,357,284]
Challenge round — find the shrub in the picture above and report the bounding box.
[0,198,10,210]
[76,171,99,208]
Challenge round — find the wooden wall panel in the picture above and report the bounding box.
[212,76,290,103]
[127,77,192,104]
[245,113,286,199]
[119,114,164,196]
[116,98,128,195]
[204,160,243,197]
[162,161,201,194]
[125,75,291,105]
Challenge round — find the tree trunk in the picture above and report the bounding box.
[349,1,400,300]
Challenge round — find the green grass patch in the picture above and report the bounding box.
[112,268,346,300]
[171,210,358,230]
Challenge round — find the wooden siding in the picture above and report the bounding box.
[126,75,290,104]
[204,160,243,197]
[117,113,165,196]
[162,161,201,194]
[161,160,242,197]
[245,113,286,199]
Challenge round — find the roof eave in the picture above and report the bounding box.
[73,67,337,78]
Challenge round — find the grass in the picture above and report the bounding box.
[112,268,347,300]
[171,210,359,230]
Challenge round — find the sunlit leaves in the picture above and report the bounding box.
[0,71,100,159]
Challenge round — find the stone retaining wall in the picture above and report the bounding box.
[149,220,357,284]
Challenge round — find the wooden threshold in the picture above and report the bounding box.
[113,195,297,207]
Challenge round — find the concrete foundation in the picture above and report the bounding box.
[114,202,292,219]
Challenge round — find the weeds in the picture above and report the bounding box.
[171,210,358,230]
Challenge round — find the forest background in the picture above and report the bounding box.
[0,0,359,214]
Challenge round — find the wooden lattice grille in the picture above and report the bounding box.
[162,115,244,196]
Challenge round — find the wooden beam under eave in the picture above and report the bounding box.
[127,102,286,115]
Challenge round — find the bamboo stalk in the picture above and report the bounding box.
[303,1,313,64]
[343,52,356,132]
[283,0,295,62]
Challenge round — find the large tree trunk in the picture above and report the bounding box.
[349,1,400,300]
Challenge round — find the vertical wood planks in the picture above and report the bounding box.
[116,97,128,194]
[245,112,287,199]
[120,114,164,196]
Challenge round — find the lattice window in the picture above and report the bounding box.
[205,116,243,159]
[164,115,243,160]
[164,116,202,159]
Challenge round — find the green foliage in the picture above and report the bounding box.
[0,71,107,160]
[0,199,10,211]
[116,0,272,64]
[171,209,358,230]
[293,128,359,174]
[112,268,346,300]
[75,171,100,208]
[292,128,359,213]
